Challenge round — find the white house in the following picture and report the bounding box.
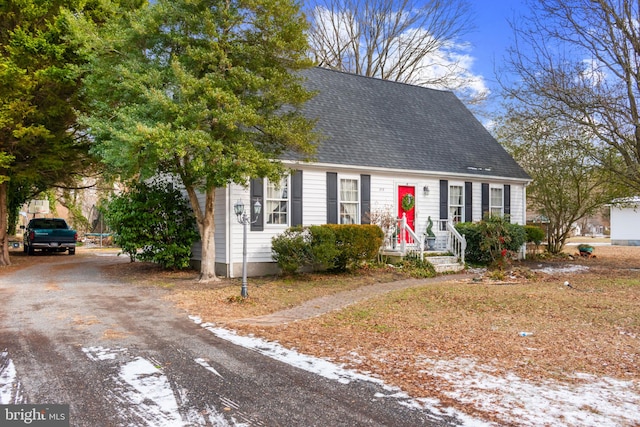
[610,197,640,245]
[191,67,531,277]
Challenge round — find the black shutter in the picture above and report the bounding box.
[465,182,473,222]
[250,178,264,231]
[327,172,338,224]
[360,174,371,224]
[291,170,303,226]
[481,183,489,219]
[439,180,448,220]
[504,184,511,221]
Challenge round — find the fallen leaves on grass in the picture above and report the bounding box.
[96,244,640,424]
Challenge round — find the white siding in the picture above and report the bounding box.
[611,204,640,241]
[191,165,529,276]
[510,183,526,225]
[227,185,275,265]
[412,178,440,236]
[471,182,482,223]
[302,169,326,225]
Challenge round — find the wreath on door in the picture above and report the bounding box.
[401,193,415,211]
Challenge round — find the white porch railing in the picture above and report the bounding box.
[381,214,424,259]
[446,221,466,265]
[394,214,424,260]
[381,215,466,265]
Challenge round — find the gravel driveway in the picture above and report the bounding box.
[0,250,464,426]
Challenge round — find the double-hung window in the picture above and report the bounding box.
[339,178,359,224]
[490,187,503,217]
[266,177,289,225]
[449,185,464,224]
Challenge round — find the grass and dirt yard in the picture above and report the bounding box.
[8,241,639,425]
[108,241,639,425]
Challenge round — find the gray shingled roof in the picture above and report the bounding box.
[292,67,530,180]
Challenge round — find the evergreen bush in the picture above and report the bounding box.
[456,216,526,267]
[524,225,545,245]
[324,224,384,271]
[104,179,199,269]
[271,224,383,273]
[270,226,310,274]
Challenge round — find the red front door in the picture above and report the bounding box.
[398,185,416,243]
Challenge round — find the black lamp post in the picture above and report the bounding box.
[233,199,262,298]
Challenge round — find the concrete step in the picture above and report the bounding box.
[426,256,465,273]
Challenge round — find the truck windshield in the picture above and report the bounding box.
[30,219,67,229]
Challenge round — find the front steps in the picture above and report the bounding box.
[381,250,465,273]
[426,255,465,273]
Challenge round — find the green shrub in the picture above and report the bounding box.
[525,225,545,245]
[104,179,199,269]
[271,224,383,273]
[399,252,437,278]
[456,216,526,267]
[307,225,339,269]
[455,222,486,264]
[324,224,384,271]
[270,226,311,274]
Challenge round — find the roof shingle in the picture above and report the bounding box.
[294,67,530,181]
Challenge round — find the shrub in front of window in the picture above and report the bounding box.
[324,224,385,271]
[307,225,340,270]
[270,226,311,274]
[455,216,526,267]
[271,225,340,274]
[271,224,383,273]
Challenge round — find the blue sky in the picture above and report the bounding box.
[466,0,528,82]
[457,0,530,119]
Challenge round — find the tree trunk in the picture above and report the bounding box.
[184,184,218,282]
[0,182,11,266]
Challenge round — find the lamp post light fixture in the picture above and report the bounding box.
[233,199,262,298]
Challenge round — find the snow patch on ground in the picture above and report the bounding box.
[198,320,378,385]
[417,357,640,427]
[190,316,492,427]
[0,350,22,404]
[191,317,640,427]
[194,358,224,379]
[82,346,234,426]
[82,346,127,361]
[117,356,184,426]
[532,264,590,275]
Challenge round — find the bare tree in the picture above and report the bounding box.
[495,104,631,253]
[306,0,486,102]
[503,0,640,193]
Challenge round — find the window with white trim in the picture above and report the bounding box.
[266,177,289,225]
[339,178,359,224]
[490,187,503,216]
[449,185,464,224]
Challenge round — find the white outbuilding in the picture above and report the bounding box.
[610,197,640,246]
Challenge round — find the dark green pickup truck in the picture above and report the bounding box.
[23,218,77,255]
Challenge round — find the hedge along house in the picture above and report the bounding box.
[190,67,531,277]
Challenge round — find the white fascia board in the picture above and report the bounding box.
[281,160,532,185]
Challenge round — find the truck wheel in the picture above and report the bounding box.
[27,245,34,255]
[23,244,27,254]
[68,248,75,255]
